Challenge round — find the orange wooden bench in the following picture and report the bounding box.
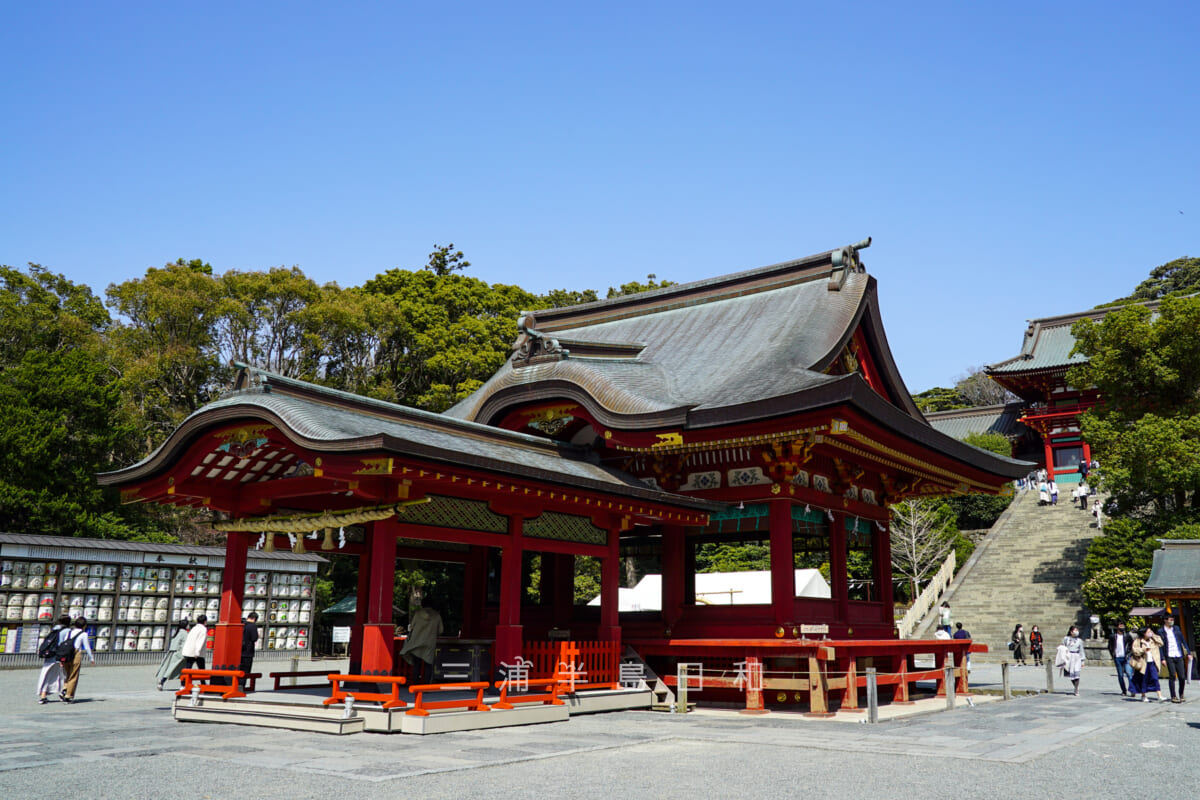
[493,677,564,709]
[176,669,247,700]
[270,669,335,690]
[322,674,408,710]
[405,681,491,716]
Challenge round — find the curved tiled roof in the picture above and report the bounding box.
[924,403,1030,441]
[97,368,721,513]
[448,245,898,428]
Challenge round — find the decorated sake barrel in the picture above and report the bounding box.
[68,605,83,619]
[37,605,54,621]
[128,596,142,610]
[159,568,171,580]
[131,580,144,592]
[174,581,185,594]
[64,564,78,576]
[104,565,118,578]
[102,578,115,591]
[43,575,58,590]
[120,580,131,592]
[132,566,145,579]
[184,583,195,594]
[24,592,39,606]
[97,607,112,622]
[284,635,297,650]
[140,608,155,622]
[85,594,99,608]
[26,576,43,590]
[124,628,139,649]
[137,629,152,650]
[153,609,167,622]
[144,581,157,593]
[0,574,10,587]
[183,569,196,581]
[100,596,113,608]
[96,637,109,652]
[6,606,21,621]
[0,560,11,572]
[73,577,87,590]
[244,584,256,598]
[300,586,312,598]
[287,610,299,622]
[23,606,39,620]
[120,566,131,578]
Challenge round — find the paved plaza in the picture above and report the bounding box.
[2,660,1199,799]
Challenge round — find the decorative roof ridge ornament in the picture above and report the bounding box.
[827,237,872,292]
[513,313,570,367]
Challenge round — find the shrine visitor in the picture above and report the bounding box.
[35,615,70,704]
[156,619,190,690]
[1130,627,1164,703]
[401,597,444,684]
[61,616,95,703]
[1059,625,1085,696]
[181,614,209,671]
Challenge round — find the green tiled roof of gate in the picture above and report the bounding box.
[924,403,1029,440]
[1145,542,1200,593]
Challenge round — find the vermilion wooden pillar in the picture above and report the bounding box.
[599,525,620,643]
[661,525,685,633]
[830,511,849,626]
[1044,439,1056,481]
[360,519,397,676]
[494,516,524,668]
[875,519,894,629]
[212,531,250,671]
[769,500,794,627]
[348,539,371,674]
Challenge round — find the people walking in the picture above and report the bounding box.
[156,619,190,691]
[1130,626,1165,702]
[1060,625,1086,695]
[1158,615,1190,703]
[181,614,209,672]
[1108,622,1134,696]
[1029,625,1044,666]
[1049,480,1059,505]
[35,615,70,704]
[61,617,95,703]
[1011,624,1028,666]
[938,601,952,635]
[1038,481,1050,506]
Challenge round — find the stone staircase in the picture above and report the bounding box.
[914,488,1105,661]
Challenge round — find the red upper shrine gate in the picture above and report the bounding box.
[99,239,1029,703]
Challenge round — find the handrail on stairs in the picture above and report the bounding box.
[895,550,956,639]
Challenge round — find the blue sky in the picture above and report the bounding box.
[2,2,1196,393]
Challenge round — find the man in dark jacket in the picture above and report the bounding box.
[239,611,260,681]
[1108,622,1134,696]
[1158,615,1190,703]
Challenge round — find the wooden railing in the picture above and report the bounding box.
[406,682,491,716]
[176,669,247,700]
[523,640,621,691]
[895,550,956,639]
[323,674,407,710]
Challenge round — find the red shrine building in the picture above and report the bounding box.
[981,298,1169,483]
[99,239,1028,712]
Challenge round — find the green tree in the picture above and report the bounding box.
[1118,256,1200,303]
[1081,567,1149,628]
[696,541,771,573]
[0,265,157,539]
[606,274,675,299]
[363,254,540,410]
[962,431,1012,457]
[913,387,969,413]
[1069,295,1200,516]
[106,260,226,448]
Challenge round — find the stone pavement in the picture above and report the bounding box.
[2,659,1199,799]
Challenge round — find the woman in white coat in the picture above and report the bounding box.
[181,614,209,671]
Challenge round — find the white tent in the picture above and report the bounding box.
[589,569,830,612]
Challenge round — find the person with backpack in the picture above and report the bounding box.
[35,615,70,704]
[60,617,95,703]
